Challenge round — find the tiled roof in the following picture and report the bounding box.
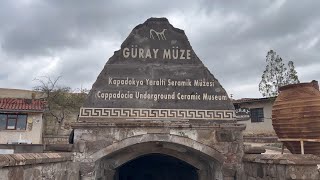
[0,98,46,112]
[232,97,276,104]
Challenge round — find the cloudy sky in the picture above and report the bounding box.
[0,0,319,99]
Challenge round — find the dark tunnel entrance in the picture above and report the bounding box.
[115,153,199,180]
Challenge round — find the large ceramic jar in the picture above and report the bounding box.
[272,80,320,154]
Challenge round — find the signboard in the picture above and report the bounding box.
[80,18,235,120]
[235,108,251,121]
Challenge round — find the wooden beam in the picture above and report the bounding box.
[278,138,320,142]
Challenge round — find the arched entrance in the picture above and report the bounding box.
[92,134,224,180]
[116,153,198,180]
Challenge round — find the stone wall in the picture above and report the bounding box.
[0,153,79,180]
[43,112,78,137]
[0,88,46,99]
[0,144,43,153]
[242,154,320,180]
[43,135,69,144]
[243,136,278,143]
[73,122,245,179]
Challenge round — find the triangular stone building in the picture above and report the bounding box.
[73,18,245,180]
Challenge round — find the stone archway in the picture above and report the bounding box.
[90,134,224,180]
[73,123,245,180]
[90,133,225,162]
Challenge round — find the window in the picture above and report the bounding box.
[0,114,6,129]
[0,114,28,130]
[250,108,264,122]
[17,115,27,130]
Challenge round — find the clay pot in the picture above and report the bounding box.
[272,80,320,154]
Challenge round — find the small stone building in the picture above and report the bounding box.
[233,97,276,135]
[0,98,46,144]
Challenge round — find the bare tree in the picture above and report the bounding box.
[34,76,86,134]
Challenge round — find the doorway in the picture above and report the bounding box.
[116,153,198,180]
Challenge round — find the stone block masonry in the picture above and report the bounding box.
[43,135,70,145]
[0,153,79,180]
[72,122,246,179]
[242,154,320,180]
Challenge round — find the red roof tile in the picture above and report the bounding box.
[0,98,46,112]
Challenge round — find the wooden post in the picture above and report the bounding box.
[300,140,304,154]
[278,138,320,154]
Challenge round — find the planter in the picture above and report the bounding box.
[272,80,320,154]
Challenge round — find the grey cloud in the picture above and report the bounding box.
[0,73,8,81]
[0,0,320,99]
[1,0,199,57]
